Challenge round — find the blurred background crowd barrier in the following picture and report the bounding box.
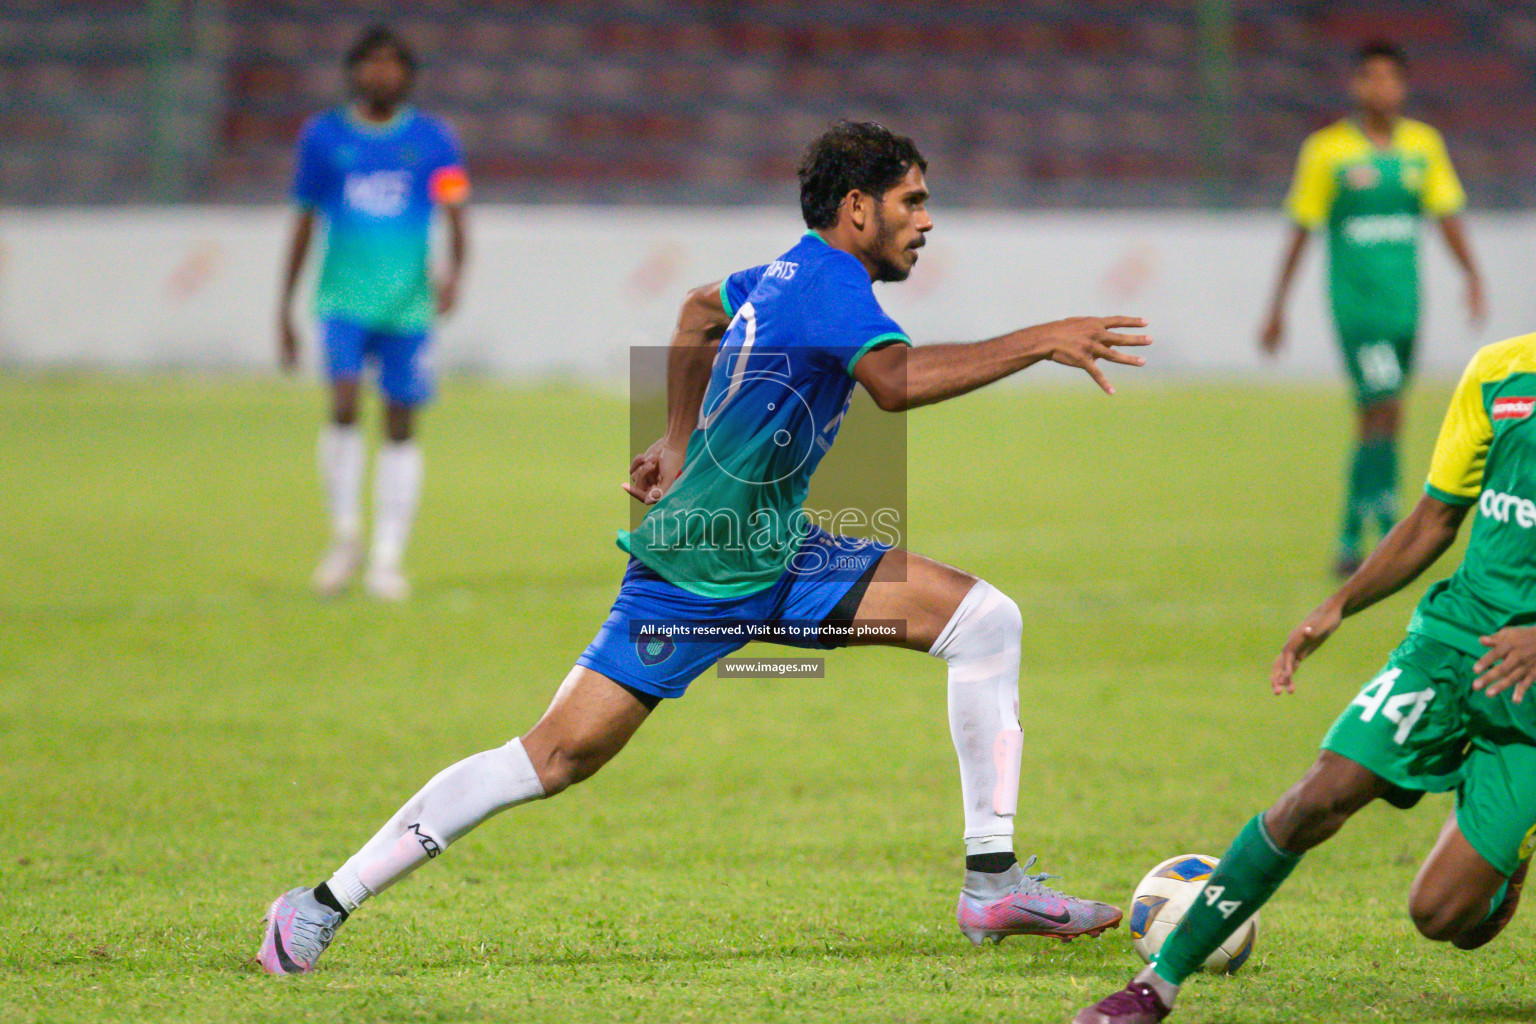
[3,207,1530,379]
[6,0,1536,207]
[1,1,1533,379]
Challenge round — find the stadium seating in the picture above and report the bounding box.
[2,0,1534,206]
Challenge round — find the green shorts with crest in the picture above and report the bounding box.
[1322,632,1536,876]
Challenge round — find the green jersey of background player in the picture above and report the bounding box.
[1073,332,1536,1023]
[1260,39,1484,578]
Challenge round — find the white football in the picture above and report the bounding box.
[1128,853,1259,975]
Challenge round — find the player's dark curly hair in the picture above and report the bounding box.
[345,24,417,76]
[797,121,927,230]
[1354,39,1407,73]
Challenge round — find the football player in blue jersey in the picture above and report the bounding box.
[259,121,1150,975]
[278,25,470,601]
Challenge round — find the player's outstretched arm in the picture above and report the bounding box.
[1272,494,1469,694]
[277,209,316,372]
[624,281,732,504]
[1259,224,1310,355]
[853,316,1149,411]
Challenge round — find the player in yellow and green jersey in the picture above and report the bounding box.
[1074,331,1536,1023]
[1259,40,1484,577]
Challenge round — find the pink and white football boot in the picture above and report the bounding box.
[957,855,1123,944]
[258,887,343,975]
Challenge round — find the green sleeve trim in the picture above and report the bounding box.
[1425,483,1477,507]
[719,278,735,319]
[844,332,911,374]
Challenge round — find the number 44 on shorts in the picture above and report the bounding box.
[1350,668,1436,745]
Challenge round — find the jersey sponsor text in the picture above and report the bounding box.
[1479,488,1536,530]
[1492,397,1535,421]
[1341,213,1416,246]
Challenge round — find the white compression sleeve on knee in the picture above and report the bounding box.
[931,580,1023,857]
[326,737,546,911]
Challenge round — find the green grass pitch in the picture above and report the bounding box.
[3,373,1531,1023]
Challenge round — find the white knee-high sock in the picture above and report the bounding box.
[370,441,422,570]
[317,424,365,540]
[931,581,1024,857]
[325,737,546,911]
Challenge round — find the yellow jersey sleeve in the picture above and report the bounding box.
[1284,132,1336,230]
[1416,125,1466,217]
[1425,349,1493,504]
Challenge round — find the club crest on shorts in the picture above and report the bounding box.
[635,630,676,666]
[1492,396,1535,421]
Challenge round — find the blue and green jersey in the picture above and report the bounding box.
[620,231,911,598]
[292,105,469,334]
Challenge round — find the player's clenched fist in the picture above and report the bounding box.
[623,437,685,505]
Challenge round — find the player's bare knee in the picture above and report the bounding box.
[1407,901,1449,941]
[1269,780,1366,850]
[529,751,576,796]
[1409,869,1494,943]
[384,406,414,443]
[1298,794,1359,845]
[1408,894,1470,942]
[1380,401,1403,437]
[1264,799,1325,851]
[532,739,609,796]
[563,745,608,787]
[330,382,360,425]
[1359,400,1400,441]
[521,736,572,795]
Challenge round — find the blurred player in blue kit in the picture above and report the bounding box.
[278,25,470,601]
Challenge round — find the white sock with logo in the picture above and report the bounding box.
[317,424,365,540]
[325,738,546,911]
[931,580,1024,857]
[369,441,422,571]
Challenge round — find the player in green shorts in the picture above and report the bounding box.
[1259,40,1484,577]
[1073,332,1536,1023]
